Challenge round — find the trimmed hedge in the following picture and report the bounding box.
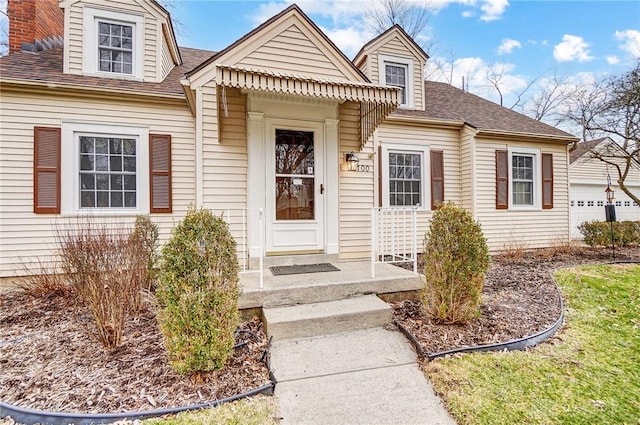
[157,207,240,375]
[578,220,640,247]
[421,203,490,324]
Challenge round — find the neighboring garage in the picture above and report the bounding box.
[570,138,640,239]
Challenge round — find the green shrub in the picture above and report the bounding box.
[578,220,640,247]
[421,203,490,324]
[157,207,240,375]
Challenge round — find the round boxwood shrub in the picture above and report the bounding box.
[157,207,240,374]
[421,203,489,324]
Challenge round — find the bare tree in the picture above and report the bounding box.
[366,0,432,46]
[519,71,574,127]
[567,61,640,205]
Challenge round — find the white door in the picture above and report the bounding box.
[265,121,324,253]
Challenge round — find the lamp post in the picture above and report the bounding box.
[604,179,616,259]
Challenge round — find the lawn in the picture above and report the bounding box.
[424,264,640,425]
[143,396,279,425]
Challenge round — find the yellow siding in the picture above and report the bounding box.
[474,139,570,251]
[161,31,174,79]
[339,102,374,260]
[236,24,349,79]
[201,86,248,211]
[0,89,196,278]
[66,3,83,74]
[460,126,475,212]
[570,156,640,185]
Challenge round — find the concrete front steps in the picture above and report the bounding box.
[263,294,392,340]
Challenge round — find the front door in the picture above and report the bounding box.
[266,123,324,254]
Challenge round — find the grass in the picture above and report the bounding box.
[143,396,279,425]
[425,264,640,425]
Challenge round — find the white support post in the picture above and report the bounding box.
[412,207,418,274]
[242,209,247,273]
[259,208,264,289]
[371,208,376,278]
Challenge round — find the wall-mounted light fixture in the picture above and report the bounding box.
[345,151,359,171]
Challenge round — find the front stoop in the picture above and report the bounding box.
[263,295,392,340]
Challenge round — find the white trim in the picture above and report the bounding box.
[508,146,542,210]
[380,143,430,209]
[61,122,149,215]
[324,118,340,254]
[378,54,414,108]
[82,7,144,81]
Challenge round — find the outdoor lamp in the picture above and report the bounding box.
[346,151,359,171]
[605,185,615,204]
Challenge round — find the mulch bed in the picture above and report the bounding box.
[0,292,271,414]
[392,246,639,355]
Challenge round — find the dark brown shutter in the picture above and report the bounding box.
[430,150,444,210]
[33,127,61,214]
[149,134,172,213]
[496,150,508,210]
[542,153,553,209]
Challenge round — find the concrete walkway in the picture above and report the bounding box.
[271,327,456,425]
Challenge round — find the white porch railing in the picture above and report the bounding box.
[212,208,264,289]
[371,207,419,278]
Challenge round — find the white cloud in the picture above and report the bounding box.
[614,29,640,58]
[606,56,621,65]
[461,10,475,18]
[480,0,509,22]
[320,26,371,58]
[553,34,594,62]
[497,38,521,55]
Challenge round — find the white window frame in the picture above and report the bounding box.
[61,122,149,215]
[508,147,541,210]
[381,143,429,209]
[378,54,414,109]
[83,7,144,80]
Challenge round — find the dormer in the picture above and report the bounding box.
[59,0,182,82]
[354,25,428,111]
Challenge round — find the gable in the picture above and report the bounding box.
[188,6,368,87]
[570,141,640,184]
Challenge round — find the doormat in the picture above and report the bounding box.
[270,263,340,276]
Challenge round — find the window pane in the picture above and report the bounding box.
[124,175,136,190]
[96,174,109,190]
[95,155,108,171]
[124,192,136,208]
[109,139,122,154]
[80,138,94,153]
[97,191,109,207]
[123,63,132,74]
[123,157,136,172]
[80,155,94,171]
[81,191,95,207]
[123,140,136,155]
[110,192,123,208]
[80,173,95,190]
[110,155,122,171]
[110,175,123,190]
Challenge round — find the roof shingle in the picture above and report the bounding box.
[0,46,215,97]
[395,81,576,139]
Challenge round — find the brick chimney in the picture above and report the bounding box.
[8,0,64,53]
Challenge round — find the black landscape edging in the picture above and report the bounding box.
[397,271,566,361]
[1,333,277,425]
[0,383,274,425]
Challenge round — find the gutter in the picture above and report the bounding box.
[475,128,579,144]
[0,79,187,103]
[385,114,465,129]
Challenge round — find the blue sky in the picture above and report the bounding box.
[0,0,637,122]
[168,0,639,110]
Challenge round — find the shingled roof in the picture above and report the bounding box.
[0,46,214,97]
[395,81,577,139]
[569,138,608,163]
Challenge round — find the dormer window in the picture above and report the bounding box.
[385,63,407,104]
[98,22,133,74]
[83,8,144,80]
[378,54,414,108]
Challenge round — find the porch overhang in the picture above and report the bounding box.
[215,64,399,147]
